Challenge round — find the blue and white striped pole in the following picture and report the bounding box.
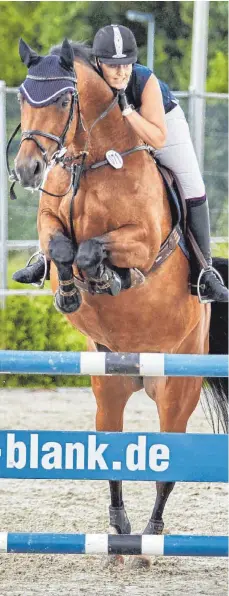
[0,351,228,377]
[0,533,227,557]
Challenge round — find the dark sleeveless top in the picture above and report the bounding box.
[125,63,178,114]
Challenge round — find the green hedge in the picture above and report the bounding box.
[0,295,89,388]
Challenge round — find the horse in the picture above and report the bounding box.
[12,38,228,564]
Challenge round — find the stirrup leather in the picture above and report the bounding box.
[197,266,225,304]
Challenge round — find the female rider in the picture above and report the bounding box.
[14,24,228,303]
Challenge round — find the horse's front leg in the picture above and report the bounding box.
[49,232,81,313]
[92,372,135,535]
[143,375,202,535]
[76,224,151,295]
[76,238,123,296]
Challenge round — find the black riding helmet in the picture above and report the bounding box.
[92,24,138,65]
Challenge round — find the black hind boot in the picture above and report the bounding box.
[12,252,49,287]
[187,199,229,303]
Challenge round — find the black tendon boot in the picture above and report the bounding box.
[12,252,49,287]
[187,199,229,303]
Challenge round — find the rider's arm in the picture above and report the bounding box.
[123,74,167,149]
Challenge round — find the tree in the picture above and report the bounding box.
[179,1,228,92]
[0,1,228,91]
[2,1,228,239]
[207,52,228,93]
[0,1,91,85]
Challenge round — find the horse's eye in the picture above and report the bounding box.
[61,98,70,108]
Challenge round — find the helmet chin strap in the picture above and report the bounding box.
[95,58,103,77]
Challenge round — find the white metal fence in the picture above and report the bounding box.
[0,85,228,302]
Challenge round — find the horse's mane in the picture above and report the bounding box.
[50,41,95,69]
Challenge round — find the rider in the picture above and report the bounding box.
[14,24,228,303]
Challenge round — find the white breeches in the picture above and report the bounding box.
[155,104,205,201]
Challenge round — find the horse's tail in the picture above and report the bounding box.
[201,257,228,433]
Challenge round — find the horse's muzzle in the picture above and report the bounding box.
[15,156,45,189]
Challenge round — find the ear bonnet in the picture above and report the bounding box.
[19,38,76,107]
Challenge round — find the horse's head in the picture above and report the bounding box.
[15,38,79,190]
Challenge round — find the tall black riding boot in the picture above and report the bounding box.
[12,252,49,287]
[187,199,229,303]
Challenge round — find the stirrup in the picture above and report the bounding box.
[25,251,48,289]
[197,266,225,304]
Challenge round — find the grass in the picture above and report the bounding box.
[210,241,228,259]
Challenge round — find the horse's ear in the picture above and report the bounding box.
[19,38,41,67]
[59,38,74,72]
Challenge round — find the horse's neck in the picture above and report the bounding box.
[73,61,139,161]
[72,61,172,245]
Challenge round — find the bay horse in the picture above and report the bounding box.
[12,39,228,562]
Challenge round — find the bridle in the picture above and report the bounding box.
[6,70,119,252]
[6,76,80,200]
[6,73,119,203]
[19,92,78,166]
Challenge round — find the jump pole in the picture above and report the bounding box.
[0,351,228,377]
[0,533,227,557]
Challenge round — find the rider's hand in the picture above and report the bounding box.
[118,89,130,112]
[118,89,134,116]
[118,89,129,112]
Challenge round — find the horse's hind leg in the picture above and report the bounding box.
[91,374,142,535]
[143,375,202,535]
[143,481,175,534]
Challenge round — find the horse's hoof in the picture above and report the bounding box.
[102,525,126,568]
[109,271,122,296]
[129,520,164,570]
[109,504,131,535]
[129,268,145,289]
[54,288,82,314]
[143,519,164,535]
[103,553,125,568]
[128,554,152,570]
[88,269,122,297]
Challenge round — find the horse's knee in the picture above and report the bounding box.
[49,232,75,266]
[76,239,106,277]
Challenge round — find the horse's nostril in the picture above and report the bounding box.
[34,161,42,177]
[15,158,44,188]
